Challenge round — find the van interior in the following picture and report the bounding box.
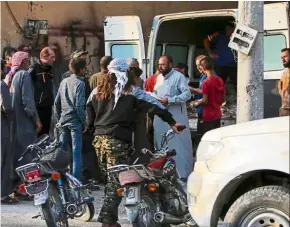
[154,16,236,82]
[152,13,286,120]
[153,15,237,149]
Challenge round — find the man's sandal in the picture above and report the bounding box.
[1,195,20,204]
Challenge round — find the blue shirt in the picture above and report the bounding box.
[131,86,165,109]
[211,32,236,67]
[54,74,86,127]
[195,74,208,114]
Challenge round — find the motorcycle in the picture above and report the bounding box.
[15,123,95,227]
[108,125,196,227]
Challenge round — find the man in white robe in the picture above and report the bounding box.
[153,55,193,180]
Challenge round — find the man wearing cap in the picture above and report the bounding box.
[62,50,91,98]
[127,58,144,89]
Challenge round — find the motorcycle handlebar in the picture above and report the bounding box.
[18,145,33,161]
[177,125,186,132]
[165,125,186,138]
[166,149,176,157]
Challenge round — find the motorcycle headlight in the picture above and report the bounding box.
[196,141,224,162]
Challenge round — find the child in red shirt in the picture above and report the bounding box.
[193,56,226,135]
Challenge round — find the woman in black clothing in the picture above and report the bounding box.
[86,58,183,227]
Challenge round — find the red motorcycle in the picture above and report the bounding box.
[108,125,196,227]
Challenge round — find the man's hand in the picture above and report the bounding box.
[192,100,200,107]
[209,52,219,60]
[82,127,88,134]
[171,123,186,134]
[36,120,43,134]
[160,97,168,105]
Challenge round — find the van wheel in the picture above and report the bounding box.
[223,186,289,227]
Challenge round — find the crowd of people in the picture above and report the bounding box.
[1,40,289,226]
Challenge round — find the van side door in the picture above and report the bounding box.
[264,2,289,118]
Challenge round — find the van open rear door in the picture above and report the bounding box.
[103,16,146,78]
[263,2,289,118]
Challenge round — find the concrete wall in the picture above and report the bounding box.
[1,1,237,80]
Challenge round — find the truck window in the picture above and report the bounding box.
[111,44,139,59]
[165,44,188,67]
[264,34,286,71]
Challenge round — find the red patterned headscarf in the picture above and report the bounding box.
[6,51,29,84]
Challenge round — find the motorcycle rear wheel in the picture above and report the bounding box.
[74,201,95,222]
[132,193,170,227]
[41,183,69,227]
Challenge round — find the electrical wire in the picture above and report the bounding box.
[4,1,24,34]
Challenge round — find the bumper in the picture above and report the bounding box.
[187,161,237,227]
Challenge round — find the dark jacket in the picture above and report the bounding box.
[29,63,54,108]
[86,89,176,142]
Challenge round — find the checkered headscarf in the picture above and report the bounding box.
[107,58,129,109]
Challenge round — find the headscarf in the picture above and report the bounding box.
[6,51,29,84]
[107,58,129,109]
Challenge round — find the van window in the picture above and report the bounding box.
[165,44,188,67]
[155,44,163,62]
[111,44,139,59]
[264,34,286,71]
[154,44,163,72]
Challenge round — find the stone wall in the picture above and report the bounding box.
[1,1,237,79]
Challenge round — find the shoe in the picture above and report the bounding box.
[14,191,33,201]
[1,194,20,204]
[101,223,121,227]
[88,180,101,191]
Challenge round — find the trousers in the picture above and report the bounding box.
[93,135,131,224]
[60,122,82,180]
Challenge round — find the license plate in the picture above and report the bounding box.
[126,187,135,199]
[25,180,49,196]
[34,190,49,206]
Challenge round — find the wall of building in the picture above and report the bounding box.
[1,1,237,81]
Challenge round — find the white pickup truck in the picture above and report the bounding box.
[187,116,289,227]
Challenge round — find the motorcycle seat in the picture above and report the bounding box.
[149,168,163,177]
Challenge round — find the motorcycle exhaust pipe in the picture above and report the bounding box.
[154,212,184,225]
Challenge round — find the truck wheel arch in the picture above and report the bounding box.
[210,170,289,227]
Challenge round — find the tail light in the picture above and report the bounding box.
[18,184,26,194]
[147,183,158,192]
[116,188,124,197]
[25,169,41,183]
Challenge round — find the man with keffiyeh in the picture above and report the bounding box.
[9,51,42,200]
[86,58,184,227]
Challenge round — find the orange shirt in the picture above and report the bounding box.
[279,68,290,108]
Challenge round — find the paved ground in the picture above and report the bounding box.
[1,186,128,227]
[1,186,192,227]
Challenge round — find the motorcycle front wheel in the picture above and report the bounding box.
[132,192,170,227]
[41,183,69,227]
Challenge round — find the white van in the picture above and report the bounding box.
[102,2,289,129]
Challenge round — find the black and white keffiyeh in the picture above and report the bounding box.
[107,58,129,109]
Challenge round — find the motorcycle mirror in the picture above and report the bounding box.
[141,148,148,155]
